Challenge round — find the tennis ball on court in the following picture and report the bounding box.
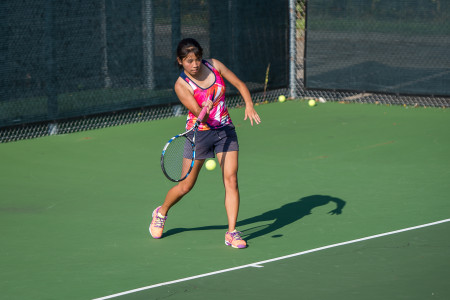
[278,95,286,103]
[205,159,216,171]
[308,99,316,107]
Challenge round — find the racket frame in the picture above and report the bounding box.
[160,106,208,182]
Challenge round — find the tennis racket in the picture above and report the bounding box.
[160,106,208,182]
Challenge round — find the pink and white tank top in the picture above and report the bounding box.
[181,60,232,131]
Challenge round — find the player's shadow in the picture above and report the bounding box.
[239,195,345,240]
[163,195,346,240]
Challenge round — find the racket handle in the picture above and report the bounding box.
[197,106,208,123]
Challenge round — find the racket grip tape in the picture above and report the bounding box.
[197,106,208,123]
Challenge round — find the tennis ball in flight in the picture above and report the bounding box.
[308,99,316,107]
[278,95,286,102]
[205,159,216,171]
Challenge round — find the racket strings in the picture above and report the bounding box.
[162,136,194,181]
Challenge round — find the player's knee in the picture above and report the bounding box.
[223,174,238,191]
[178,183,194,195]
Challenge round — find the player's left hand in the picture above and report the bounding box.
[244,106,261,126]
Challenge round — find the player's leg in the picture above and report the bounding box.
[160,158,205,215]
[217,150,246,248]
[149,158,204,239]
[216,151,239,231]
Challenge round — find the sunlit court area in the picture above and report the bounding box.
[1,1,449,299]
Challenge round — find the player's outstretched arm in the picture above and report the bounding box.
[211,59,261,126]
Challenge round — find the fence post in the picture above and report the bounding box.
[289,0,297,99]
[171,0,181,58]
[44,0,58,134]
[143,0,155,90]
[101,0,112,88]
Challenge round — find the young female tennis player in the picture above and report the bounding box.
[150,38,261,248]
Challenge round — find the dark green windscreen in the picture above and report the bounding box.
[305,0,450,96]
[0,0,288,127]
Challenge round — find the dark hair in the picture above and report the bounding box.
[176,38,203,70]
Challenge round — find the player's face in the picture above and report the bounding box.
[180,52,202,76]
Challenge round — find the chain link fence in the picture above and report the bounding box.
[1,0,449,143]
[1,0,289,142]
[295,0,450,107]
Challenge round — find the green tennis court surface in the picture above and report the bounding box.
[1,101,449,299]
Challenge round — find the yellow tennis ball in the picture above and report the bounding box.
[205,159,216,171]
[308,99,316,107]
[278,95,286,102]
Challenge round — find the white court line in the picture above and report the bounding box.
[93,218,450,300]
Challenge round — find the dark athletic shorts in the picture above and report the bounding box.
[185,125,239,160]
